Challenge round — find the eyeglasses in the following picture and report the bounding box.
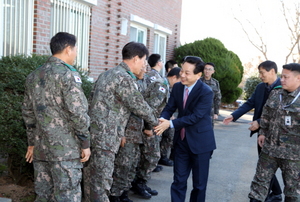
[204,68,214,71]
[182,56,203,63]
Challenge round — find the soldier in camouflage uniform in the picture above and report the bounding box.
[22,32,91,202]
[110,66,168,201]
[85,42,158,202]
[248,63,300,202]
[200,62,221,126]
[131,54,169,198]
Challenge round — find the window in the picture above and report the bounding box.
[130,24,147,45]
[154,32,167,76]
[0,0,34,57]
[154,32,166,61]
[51,0,91,71]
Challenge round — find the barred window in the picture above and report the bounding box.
[0,0,34,56]
[51,0,91,71]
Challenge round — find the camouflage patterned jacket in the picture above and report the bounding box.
[200,77,221,116]
[22,56,90,161]
[260,87,300,160]
[88,62,158,153]
[143,76,169,130]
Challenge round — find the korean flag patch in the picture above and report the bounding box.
[159,86,166,93]
[74,76,82,83]
[150,76,156,81]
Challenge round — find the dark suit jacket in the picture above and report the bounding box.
[161,80,216,154]
[231,78,281,137]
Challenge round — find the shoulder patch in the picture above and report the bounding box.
[159,86,166,93]
[74,75,82,83]
[150,76,156,81]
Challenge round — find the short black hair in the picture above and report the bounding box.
[205,62,215,68]
[182,56,205,74]
[122,42,149,60]
[283,63,300,74]
[148,54,161,68]
[165,60,177,72]
[167,67,181,79]
[50,32,76,55]
[258,60,278,73]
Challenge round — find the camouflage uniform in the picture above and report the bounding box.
[22,56,90,202]
[110,79,146,197]
[85,62,158,202]
[249,87,300,202]
[200,77,221,126]
[137,70,169,181]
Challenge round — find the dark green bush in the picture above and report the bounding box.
[243,76,261,100]
[175,37,244,103]
[0,54,92,184]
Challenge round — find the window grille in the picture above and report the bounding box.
[0,0,34,56]
[51,0,91,71]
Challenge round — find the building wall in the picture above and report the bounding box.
[32,0,182,80]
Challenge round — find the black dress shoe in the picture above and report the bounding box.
[119,191,133,202]
[158,156,174,166]
[264,193,282,202]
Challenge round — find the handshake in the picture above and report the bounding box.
[154,118,170,136]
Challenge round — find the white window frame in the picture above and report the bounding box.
[1,0,34,57]
[154,32,167,62]
[130,23,147,45]
[50,0,91,71]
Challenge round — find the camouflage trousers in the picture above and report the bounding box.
[83,149,115,202]
[33,159,82,202]
[137,134,161,181]
[111,142,141,196]
[160,127,174,157]
[249,152,300,202]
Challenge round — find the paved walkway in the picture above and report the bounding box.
[129,109,284,202]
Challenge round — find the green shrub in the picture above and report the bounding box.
[175,37,244,103]
[0,54,92,184]
[243,76,261,100]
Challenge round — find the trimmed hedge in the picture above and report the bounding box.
[0,55,93,184]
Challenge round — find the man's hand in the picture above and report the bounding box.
[143,129,153,137]
[81,148,91,162]
[154,118,170,136]
[120,137,126,148]
[25,146,34,163]
[214,114,218,120]
[248,120,259,131]
[223,115,233,125]
[258,135,265,148]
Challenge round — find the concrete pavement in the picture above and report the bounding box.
[129,109,284,202]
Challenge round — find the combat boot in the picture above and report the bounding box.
[249,198,261,202]
[131,178,151,199]
[109,195,120,202]
[158,155,174,166]
[144,183,158,196]
[119,191,133,202]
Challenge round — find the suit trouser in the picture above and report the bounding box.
[171,137,213,202]
[257,142,282,195]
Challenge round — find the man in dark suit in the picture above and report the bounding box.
[223,60,282,202]
[155,56,216,202]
